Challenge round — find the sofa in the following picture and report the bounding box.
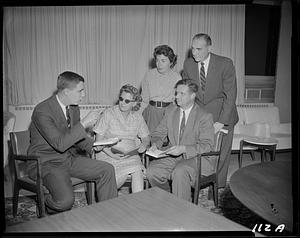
[232,105,292,151]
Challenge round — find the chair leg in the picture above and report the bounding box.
[250,151,256,161]
[12,183,19,217]
[207,186,213,200]
[144,178,149,189]
[261,149,266,163]
[212,183,218,208]
[36,189,46,218]
[238,140,244,168]
[85,182,93,205]
[210,182,222,214]
[271,145,276,161]
[91,181,99,203]
[193,184,200,205]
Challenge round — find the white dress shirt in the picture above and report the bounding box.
[56,95,68,120]
[178,103,194,142]
[198,53,211,77]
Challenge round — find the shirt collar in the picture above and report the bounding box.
[180,103,194,120]
[56,95,68,119]
[199,53,210,67]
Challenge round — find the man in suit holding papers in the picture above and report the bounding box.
[146,79,214,201]
[27,71,117,214]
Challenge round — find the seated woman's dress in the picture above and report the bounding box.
[93,105,149,183]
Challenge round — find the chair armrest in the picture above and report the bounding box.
[14,155,43,182]
[201,151,220,157]
[14,155,40,162]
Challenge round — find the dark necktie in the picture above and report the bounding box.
[66,106,71,128]
[200,62,206,91]
[179,111,186,143]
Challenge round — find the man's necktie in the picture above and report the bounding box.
[179,111,186,143]
[66,106,71,128]
[200,62,206,91]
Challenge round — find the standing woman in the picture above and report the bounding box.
[141,45,182,133]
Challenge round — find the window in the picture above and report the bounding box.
[244,3,281,103]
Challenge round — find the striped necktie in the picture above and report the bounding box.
[179,111,186,143]
[200,62,206,91]
[66,106,71,128]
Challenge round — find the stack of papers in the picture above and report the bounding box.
[93,137,119,146]
[146,149,169,158]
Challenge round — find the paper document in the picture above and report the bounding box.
[146,149,169,158]
[93,137,119,146]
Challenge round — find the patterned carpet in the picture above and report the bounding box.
[4,185,292,236]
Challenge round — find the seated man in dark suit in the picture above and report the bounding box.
[146,79,215,201]
[27,71,118,214]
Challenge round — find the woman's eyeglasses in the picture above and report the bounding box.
[119,97,135,104]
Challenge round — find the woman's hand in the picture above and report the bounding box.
[103,147,129,160]
[138,144,147,153]
[214,122,224,134]
[149,144,158,152]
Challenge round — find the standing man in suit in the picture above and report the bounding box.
[146,79,214,201]
[27,71,118,214]
[182,33,239,188]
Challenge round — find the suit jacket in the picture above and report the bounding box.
[151,103,214,159]
[27,95,94,170]
[182,53,239,128]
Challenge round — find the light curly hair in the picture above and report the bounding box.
[118,84,142,111]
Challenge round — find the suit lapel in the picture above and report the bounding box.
[205,53,217,100]
[172,107,180,145]
[192,60,200,81]
[50,96,69,128]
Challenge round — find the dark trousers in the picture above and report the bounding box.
[29,156,118,213]
[218,126,234,188]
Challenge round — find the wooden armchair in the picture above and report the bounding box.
[9,130,95,218]
[193,129,228,211]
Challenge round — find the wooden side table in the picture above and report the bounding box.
[238,136,278,168]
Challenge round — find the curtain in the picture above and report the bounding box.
[3,5,245,106]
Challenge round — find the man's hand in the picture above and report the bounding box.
[93,145,104,152]
[165,145,186,156]
[149,144,158,152]
[138,144,147,153]
[214,122,224,134]
[80,110,101,129]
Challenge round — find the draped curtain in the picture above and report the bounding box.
[3,5,245,106]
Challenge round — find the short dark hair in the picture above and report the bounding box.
[175,79,198,94]
[57,71,84,92]
[192,33,212,46]
[119,84,142,111]
[153,45,177,68]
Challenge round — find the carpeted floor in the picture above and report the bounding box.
[4,185,291,236]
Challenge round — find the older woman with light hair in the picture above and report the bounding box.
[94,84,150,193]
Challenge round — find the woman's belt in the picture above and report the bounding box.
[149,100,171,108]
